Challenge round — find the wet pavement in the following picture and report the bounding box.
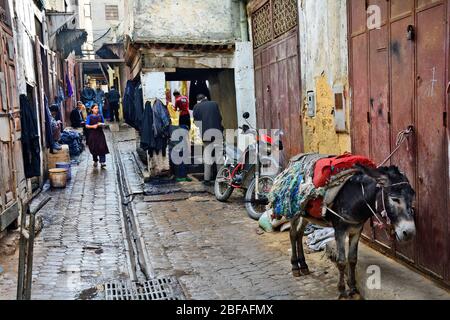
[0,126,360,300]
[0,130,130,300]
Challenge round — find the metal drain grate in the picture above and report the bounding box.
[105,277,185,300]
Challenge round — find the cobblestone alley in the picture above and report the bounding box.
[0,127,340,300]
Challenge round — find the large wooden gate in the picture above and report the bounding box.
[250,0,303,159]
[0,10,25,231]
[349,0,449,285]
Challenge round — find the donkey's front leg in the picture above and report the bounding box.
[335,229,347,299]
[296,217,310,276]
[347,227,364,300]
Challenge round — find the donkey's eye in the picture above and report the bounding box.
[391,198,401,204]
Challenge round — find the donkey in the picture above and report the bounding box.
[289,165,416,299]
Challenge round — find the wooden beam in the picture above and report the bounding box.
[75,59,125,63]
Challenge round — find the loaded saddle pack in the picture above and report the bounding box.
[268,153,376,220]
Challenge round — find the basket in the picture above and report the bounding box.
[49,168,68,188]
[56,162,72,180]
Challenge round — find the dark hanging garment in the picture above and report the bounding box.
[140,101,156,153]
[152,99,171,157]
[188,80,211,110]
[134,83,144,131]
[20,94,41,178]
[123,80,135,128]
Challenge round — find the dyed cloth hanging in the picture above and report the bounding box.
[268,154,328,219]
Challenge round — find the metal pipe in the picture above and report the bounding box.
[16,202,28,300]
[239,0,249,42]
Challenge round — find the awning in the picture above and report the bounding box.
[56,29,88,58]
[96,43,124,60]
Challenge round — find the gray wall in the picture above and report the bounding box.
[125,0,241,44]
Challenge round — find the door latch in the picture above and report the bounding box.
[407,25,415,41]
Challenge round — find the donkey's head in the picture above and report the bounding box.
[358,165,416,242]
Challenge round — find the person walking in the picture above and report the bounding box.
[107,86,121,122]
[173,90,191,130]
[85,104,109,168]
[193,94,224,185]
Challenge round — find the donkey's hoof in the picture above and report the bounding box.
[338,293,349,300]
[292,269,301,277]
[349,290,364,300]
[300,268,311,276]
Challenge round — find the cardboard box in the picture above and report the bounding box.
[47,144,70,169]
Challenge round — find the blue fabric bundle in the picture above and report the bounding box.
[268,153,328,219]
[269,161,306,219]
[60,130,84,156]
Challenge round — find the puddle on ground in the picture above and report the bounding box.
[77,287,98,300]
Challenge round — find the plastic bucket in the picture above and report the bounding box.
[56,162,71,180]
[49,168,68,188]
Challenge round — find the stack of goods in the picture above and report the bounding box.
[60,130,84,156]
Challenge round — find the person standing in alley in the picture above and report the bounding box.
[173,90,191,130]
[81,83,96,111]
[107,86,121,122]
[70,101,85,128]
[95,83,105,116]
[85,104,109,168]
[193,94,224,185]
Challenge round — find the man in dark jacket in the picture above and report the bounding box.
[81,84,96,105]
[107,86,121,122]
[193,94,224,185]
[70,101,85,128]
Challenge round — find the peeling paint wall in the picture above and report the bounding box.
[125,0,241,44]
[298,0,351,155]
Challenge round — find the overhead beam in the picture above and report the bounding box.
[76,59,125,63]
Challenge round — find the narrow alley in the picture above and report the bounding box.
[0,0,449,307]
[1,126,340,300]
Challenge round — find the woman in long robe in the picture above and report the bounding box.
[85,104,109,168]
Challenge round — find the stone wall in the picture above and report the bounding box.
[298,0,351,154]
[125,0,241,44]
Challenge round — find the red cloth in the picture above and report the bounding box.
[175,96,190,116]
[313,153,376,188]
[306,153,376,218]
[306,199,323,218]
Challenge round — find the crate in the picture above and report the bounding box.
[47,144,70,170]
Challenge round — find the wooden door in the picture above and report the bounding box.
[251,0,303,160]
[348,0,449,285]
[0,18,22,231]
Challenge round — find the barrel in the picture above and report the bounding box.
[49,168,68,188]
[56,162,71,180]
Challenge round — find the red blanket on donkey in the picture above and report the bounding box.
[306,153,376,218]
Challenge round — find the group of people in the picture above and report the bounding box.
[70,82,224,182]
[79,84,121,122]
[172,90,224,185]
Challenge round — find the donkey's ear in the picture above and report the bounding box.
[355,164,389,186]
